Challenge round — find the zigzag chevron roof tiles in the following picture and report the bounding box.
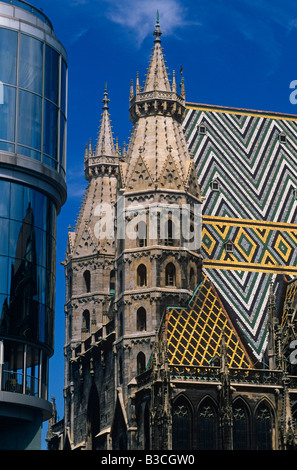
[183,103,297,360]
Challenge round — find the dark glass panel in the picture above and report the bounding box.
[0,255,8,295]
[19,34,43,94]
[60,112,66,170]
[233,406,249,450]
[35,227,46,268]
[0,293,9,334]
[22,185,35,219]
[10,182,24,222]
[8,219,23,259]
[18,90,42,151]
[0,28,18,85]
[33,190,47,230]
[38,303,46,343]
[0,85,16,142]
[44,45,59,104]
[36,264,46,306]
[256,405,272,450]
[0,219,9,257]
[61,59,67,113]
[198,403,217,450]
[0,181,10,218]
[172,401,191,450]
[43,100,58,160]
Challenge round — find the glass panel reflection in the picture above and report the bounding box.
[18,90,42,151]
[43,100,58,160]
[0,256,8,295]
[60,113,66,171]
[61,59,67,113]
[44,45,59,104]
[0,181,10,218]
[10,182,24,222]
[0,28,17,85]
[0,85,16,142]
[0,219,9,257]
[19,34,43,94]
[0,181,56,349]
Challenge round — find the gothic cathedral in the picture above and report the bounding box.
[47,19,297,451]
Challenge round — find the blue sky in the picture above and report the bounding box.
[36,0,297,446]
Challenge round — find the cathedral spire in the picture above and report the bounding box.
[85,85,119,180]
[125,19,201,200]
[95,84,116,157]
[143,14,171,93]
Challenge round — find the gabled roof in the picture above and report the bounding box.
[164,273,254,368]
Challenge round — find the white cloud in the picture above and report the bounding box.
[102,0,200,45]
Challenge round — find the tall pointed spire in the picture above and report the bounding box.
[85,85,119,181]
[95,84,116,157]
[143,13,171,92]
[125,18,201,200]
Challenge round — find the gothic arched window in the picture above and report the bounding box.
[189,267,195,291]
[86,383,100,450]
[256,404,273,450]
[82,309,90,333]
[137,307,146,331]
[137,264,147,287]
[137,352,146,375]
[165,262,176,286]
[233,402,250,450]
[198,401,218,450]
[83,270,91,293]
[165,218,174,246]
[137,220,147,247]
[172,398,192,450]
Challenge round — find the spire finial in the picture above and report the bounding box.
[153,11,162,42]
[102,82,110,110]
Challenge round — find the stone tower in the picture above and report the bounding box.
[62,86,120,448]
[113,17,203,448]
[51,18,203,450]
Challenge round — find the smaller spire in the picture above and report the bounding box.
[172,70,176,92]
[95,85,116,157]
[130,79,134,100]
[136,72,140,93]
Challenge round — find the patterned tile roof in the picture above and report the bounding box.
[164,273,253,368]
[183,104,297,361]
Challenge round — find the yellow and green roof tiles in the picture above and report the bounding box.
[164,274,253,369]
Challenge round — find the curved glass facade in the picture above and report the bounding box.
[0,180,56,350]
[0,27,67,177]
[0,2,67,446]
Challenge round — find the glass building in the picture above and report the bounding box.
[0,1,67,449]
